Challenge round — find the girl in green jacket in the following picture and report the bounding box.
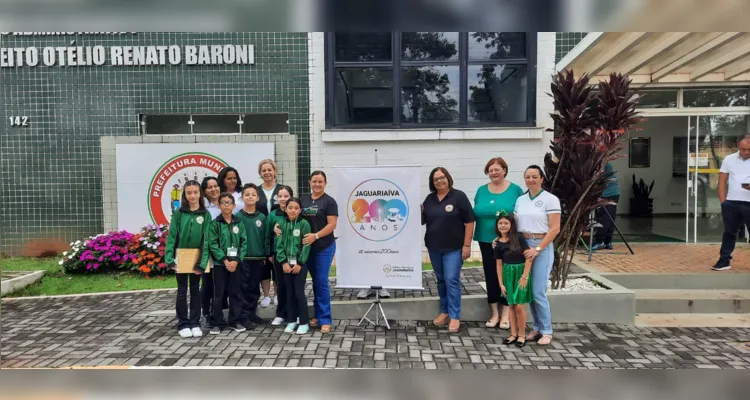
[276,197,312,335]
[164,180,211,339]
[265,185,294,326]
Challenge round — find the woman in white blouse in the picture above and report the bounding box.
[513,165,560,346]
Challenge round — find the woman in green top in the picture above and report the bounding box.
[275,197,312,335]
[472,157,524,329]
[164,180,212,339]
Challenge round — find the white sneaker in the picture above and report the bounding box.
[178,328,193,338]
[357,289,372,299]
[191,327,203,337]
[271,317,285,326]
[379,289,390,298]
[260,296,272,308]
[273,296,278,305]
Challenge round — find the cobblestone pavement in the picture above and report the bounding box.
[574,243,750,274]
[3,291,750,369]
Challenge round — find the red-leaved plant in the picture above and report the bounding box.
[543,71,642,288]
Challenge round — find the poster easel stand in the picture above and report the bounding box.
[357,286,391,329]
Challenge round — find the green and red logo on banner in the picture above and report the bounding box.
[147,152,227,225]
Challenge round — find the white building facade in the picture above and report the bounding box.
[306,32,556,259]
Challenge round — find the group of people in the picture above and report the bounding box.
[164,156,563,346]
[161,134,750,343]
[164,160,338,337]
[422,159,560,346]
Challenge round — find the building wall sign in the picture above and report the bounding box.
[0,44,254,67]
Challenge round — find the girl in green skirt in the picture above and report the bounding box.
[494,213,533,347]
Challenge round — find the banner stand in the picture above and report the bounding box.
[357,285,391,329]
[333,160,423,330]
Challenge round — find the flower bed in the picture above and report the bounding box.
[58,224,173,277]
[59,231,133,273]
[122,224,170,277]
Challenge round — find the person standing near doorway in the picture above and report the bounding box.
[712,133,750,271]
[592,162,620,251]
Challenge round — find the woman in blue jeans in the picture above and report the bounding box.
[422,167,475,333]
[513,165,560,346]
[300,171,338,334]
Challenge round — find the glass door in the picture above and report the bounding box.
[687,115,746,242]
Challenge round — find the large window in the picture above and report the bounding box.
[326,32,535,129]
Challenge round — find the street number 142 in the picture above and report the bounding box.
[9,116,29,126]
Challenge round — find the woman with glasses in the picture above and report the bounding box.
[421,167,475,333]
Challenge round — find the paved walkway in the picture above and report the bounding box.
[574,244,750,274]
[3,291,750,369]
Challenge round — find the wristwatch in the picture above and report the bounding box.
[315,233,320,240]
[535,246,541,251]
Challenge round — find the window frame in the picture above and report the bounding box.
[139,113,289,135]
[324,32,537,130]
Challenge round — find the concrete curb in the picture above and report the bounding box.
[600,273,750,290]
[144,272,636,325]
[1,271,45,297]
[1,287,176,301]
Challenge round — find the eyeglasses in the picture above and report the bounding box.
[220,201,234,206]
[433,176,447,182]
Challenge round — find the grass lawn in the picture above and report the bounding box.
[1,257,482,298]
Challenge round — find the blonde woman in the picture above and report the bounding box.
[256,159,284,308]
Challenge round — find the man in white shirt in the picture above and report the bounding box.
[713,133,750,271]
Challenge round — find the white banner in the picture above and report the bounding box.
[333,165,423,290]
[115,143,274,232]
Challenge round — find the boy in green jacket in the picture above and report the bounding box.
[207,193,248,335]
[275,197,312,335]
[235,183,270,330]
[164,180,211,339]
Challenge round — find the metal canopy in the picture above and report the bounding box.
[557,32,750,85]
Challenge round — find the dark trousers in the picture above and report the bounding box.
[176,273,201,330]
[239,259,264,324]
[284,265,309,325]
[201,270,214,320]
[262,258,277,281]
[201,269,230,325]
[478,242,508,306]
[212,263,242,328]
[271,258,288,318]
[594,195,619,244]
[720,200,750,263]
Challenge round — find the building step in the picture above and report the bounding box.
[635,313,750,327]
[635,289,750,314]
[600,273,750,290]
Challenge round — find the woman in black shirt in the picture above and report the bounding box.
[300,170,338,334]
[421,167,475,333]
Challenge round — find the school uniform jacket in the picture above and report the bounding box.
[275,217,312,266]
[265,208,286,256]
[235,209,271,260]
[164,208,212,270]
[207,214,248,264]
